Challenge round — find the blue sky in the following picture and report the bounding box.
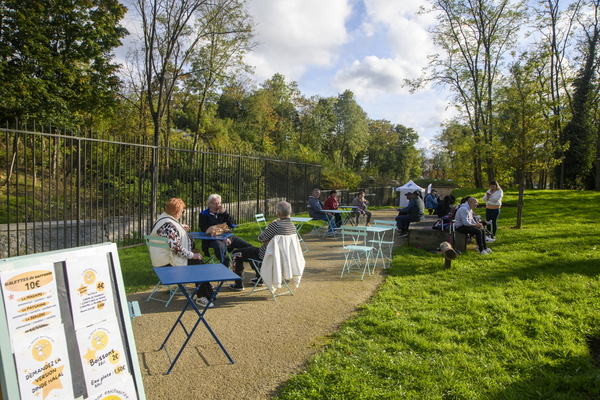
[243,0,458,150]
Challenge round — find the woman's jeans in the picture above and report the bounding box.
[485,208,500,236]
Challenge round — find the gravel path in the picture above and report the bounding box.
[127,209,399,400]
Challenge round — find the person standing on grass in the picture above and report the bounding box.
[482,180,503,239]
[148,198,215,308]
[454,198,491,255]
[352,191,372,226]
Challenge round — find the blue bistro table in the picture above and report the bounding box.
[154,263,240,374]
[189,231,234,262]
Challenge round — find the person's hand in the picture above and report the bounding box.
[218,204,225,213]
[264,240,270,245]
[474,222,483,229]
[193,252,202,260]
[226,238,231,246]
[271,219,277,224]
[365,200,369,204]
[182,224,190,232]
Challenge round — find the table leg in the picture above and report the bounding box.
[160,282,234,374]
[294,221,309,254]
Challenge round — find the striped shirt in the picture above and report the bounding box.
[257,218,296,259]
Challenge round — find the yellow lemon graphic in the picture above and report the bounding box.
[97,301,105,310]
[114,364,125,375]
[31,339,52,362]
[83,270,96,285]
[103,395,123,400]
[91,330,108,350]
[96,281,105,292]
[109,350,121,365]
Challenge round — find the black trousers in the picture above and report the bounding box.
[231,246,261,278]
[208,235,252,267]
[455,225,487,251]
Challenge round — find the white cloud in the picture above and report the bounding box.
[246,0,352,81]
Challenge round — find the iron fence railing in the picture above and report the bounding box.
[0,124,321,258]
[319,186,397,208]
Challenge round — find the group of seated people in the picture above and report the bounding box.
[307,188,372,235]
[148,195,299,308]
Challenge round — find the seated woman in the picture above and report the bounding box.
[352,191,372,226]
[323,189,342,230]
[148,198,215,308]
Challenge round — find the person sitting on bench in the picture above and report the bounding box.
[454,198,491,255]
[396,191,424,237]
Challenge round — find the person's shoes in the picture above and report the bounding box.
[398,231,409,238]
[480,250,489,256]
[486,236,495,243]
[365,223,371,227]
[249,277,264,286]
[484,248,493,253]
[228,283,244,291]
[196,297,214,308]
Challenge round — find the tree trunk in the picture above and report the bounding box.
[516,171,524,229]
[595,122,600,190]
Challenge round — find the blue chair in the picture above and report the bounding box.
[255,214,268,232]
[340,226,375,280]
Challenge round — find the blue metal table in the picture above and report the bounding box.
[154,263,240,374]
[189,231,233,262]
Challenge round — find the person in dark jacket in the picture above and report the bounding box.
[425,189,439,215]
[198,194,252,288]
[395,191,425,237]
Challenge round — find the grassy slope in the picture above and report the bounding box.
[277,189,600,400]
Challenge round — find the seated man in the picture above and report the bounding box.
[395,191,424,237]
[352,191,372,226]
[307,188,335,235]
[149,198,214,308]
[198,194,252,288]
[454,197,491,255]
[230,201,297,290]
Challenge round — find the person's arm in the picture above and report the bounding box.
[198,213,210,232]
[308,197,322,212]
[484,189,503,204]
[454,206,471,228]
[323,197,333,210]
[220,210,236,228]
[399,199,415,215]
[157,222,196,259]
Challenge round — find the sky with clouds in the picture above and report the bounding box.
[243,0,458,150]
[116,0,458,150]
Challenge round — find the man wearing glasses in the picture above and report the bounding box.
[199,194,252,290]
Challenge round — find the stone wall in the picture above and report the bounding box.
[0,197,285,258]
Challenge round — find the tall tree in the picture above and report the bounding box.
[332,90,369,169]
[416,0,526,187]
[0,0,127,124]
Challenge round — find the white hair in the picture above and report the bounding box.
[207,194,221,204]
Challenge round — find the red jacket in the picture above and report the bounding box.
[323,195,338,210]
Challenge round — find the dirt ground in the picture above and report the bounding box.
[127,209,401,400]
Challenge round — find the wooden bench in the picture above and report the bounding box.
[405,217,467,252]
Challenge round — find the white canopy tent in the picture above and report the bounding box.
[395,180,425,208]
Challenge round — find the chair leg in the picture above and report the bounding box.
[248,259,294,301]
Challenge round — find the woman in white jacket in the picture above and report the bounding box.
[482,180,503,238]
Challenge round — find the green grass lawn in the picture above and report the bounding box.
[276,189,600,399]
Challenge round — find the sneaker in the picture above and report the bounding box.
[486,237,495,243]
[249,277,264,286]
[228,283,244,291]
[196,297,214,308]
[398,231,409,238]
[365,223,371,227]
[484,248,493,253]
[480,250,489,256]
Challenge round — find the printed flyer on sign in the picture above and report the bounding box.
[66,249,116,330]
[0,263,61,338]
[77,318,130,394]
[13,324,74,400]
[88,375,138,400]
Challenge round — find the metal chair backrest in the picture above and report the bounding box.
[144,234,169,249]
[373,220,396,229]
[341,226,368,247]
[255,214,267,232]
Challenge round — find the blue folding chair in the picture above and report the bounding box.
[340,226,375,280]
[255,214,268,232]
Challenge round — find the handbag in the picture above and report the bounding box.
[206,223,230,236]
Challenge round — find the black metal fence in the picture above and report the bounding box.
[318,187,397,207]
[0,124,321,258]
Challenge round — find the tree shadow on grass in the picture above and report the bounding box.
[486,351,600,400]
